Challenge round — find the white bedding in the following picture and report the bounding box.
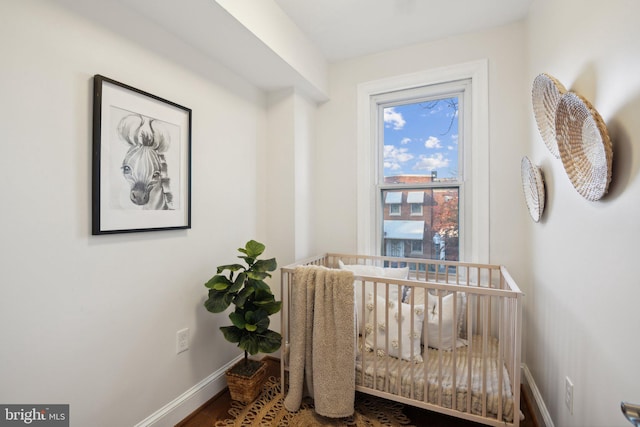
[355,335,515,422]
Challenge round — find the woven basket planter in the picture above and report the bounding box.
[225,359,268,404]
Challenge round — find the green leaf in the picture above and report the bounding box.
[237,255,255,266]
[258,300,282,315]
[258,330,282,353]
[239,334,260,355]
[220,326,243,344]
[228,273,246,293]
[253,258,277,273]
[242,310,268,333]
[246,271,269,280]
[234,286,254,308]
[244,310,257,324]
[251,280,271,293]
[244,240,265,258]
[244,309,269,332]
[204,275,232,290]
[204,290,233,313]
[229,311,246,329]
[253,281,274,301]
[216,263,244,274]
[254,314,270,333]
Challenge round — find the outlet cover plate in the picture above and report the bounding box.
[565,376,574,414]
[177,328,189,354]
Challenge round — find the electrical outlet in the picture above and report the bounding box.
[565,376,574,414]
[176,328,189,354]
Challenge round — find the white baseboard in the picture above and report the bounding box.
[134,354,243,427]
[521,363,554,427]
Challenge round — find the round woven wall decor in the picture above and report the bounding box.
[532,73,567,158]
[555,92,612,201]
[521,156,545,222]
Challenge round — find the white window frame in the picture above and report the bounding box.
[356,60,489,263]
[410,203,423,216]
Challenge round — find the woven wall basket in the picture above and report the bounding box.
[532,73,567,158]
[521,156,545,222]
[555,92,613,201]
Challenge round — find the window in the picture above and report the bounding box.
[385,191,402,216]
[408,191,424,216]
[357,61,489,263]
[379,86,465,261]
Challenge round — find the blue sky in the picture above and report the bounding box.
[383,97,459,180]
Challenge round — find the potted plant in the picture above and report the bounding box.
[204,240,282,403]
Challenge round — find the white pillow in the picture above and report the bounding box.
[364,293,424,362]
[405,287,467,344]
[338,261,408,334]
[425,292,466,350]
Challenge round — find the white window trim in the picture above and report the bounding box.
[410,204,423,216]
[411,240,423,253]
[356,59,489,263]
[389,204,401,216]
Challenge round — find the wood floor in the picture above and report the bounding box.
[176,357,539,427]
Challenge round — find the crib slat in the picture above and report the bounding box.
[423,290,429,407]
[497,294,505,422]
[481,295,489,418]
[466,291,473,415]
[408,290,415,400]
[451,289,458,411]
[437,292,444,407]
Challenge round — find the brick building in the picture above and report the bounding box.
[382,174,459,261]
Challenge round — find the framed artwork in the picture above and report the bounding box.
[92,75,191,234]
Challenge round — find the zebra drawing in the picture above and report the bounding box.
[117,113,175,210]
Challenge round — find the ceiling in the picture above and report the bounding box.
[56,0,532,100]
[274,0,532,62]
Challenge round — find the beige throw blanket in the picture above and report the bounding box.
[283,265,355,418]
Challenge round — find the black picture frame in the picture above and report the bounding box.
[92,75,191,235]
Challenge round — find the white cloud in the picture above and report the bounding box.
[384,108,406,130]
[384,144,413,171]
[384,161,402,170]
[425,136,442,149]
[400,137,411,145]
[413,153,449,171]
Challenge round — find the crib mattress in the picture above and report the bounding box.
[355,335,515,422]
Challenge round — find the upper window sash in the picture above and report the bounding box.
[374,81,468,189]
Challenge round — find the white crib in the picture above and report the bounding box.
[280,253,523,427]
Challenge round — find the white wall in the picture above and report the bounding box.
[315,22,530,276]
[214,0,328,100]
[0,0,270,425]
[263,89,318,268]
[526,0,640,426]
